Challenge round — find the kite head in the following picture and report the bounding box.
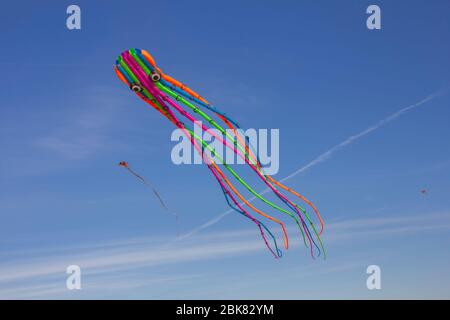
[114,48,161,92]
[119,161,128,167]
[114,48,210,106]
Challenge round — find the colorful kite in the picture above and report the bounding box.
[114,49,325,258]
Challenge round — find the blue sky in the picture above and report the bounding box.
[1,0,450,299]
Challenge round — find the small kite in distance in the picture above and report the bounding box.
[119,161,179,223]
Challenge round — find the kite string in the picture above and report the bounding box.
[120,162,180,237]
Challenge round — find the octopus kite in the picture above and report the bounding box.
[114,49,325,259]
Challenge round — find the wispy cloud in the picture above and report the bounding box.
[281,88,448,182]
[0,274,200,300]
[180,88,449,238]
[1,88,449,299]
[1,211,449,298]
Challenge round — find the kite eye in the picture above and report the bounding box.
[150,72,161,82]
[130,83,143,93]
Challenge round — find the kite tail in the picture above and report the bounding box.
[147,63,325,236]
[150,85,321,256]
[116,69,284,257]
[122,51,294,249]
[132,54,324,254]
[121,164,180,230]
[171,111,283,258]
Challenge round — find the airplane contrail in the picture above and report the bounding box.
[177,88,449,240]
